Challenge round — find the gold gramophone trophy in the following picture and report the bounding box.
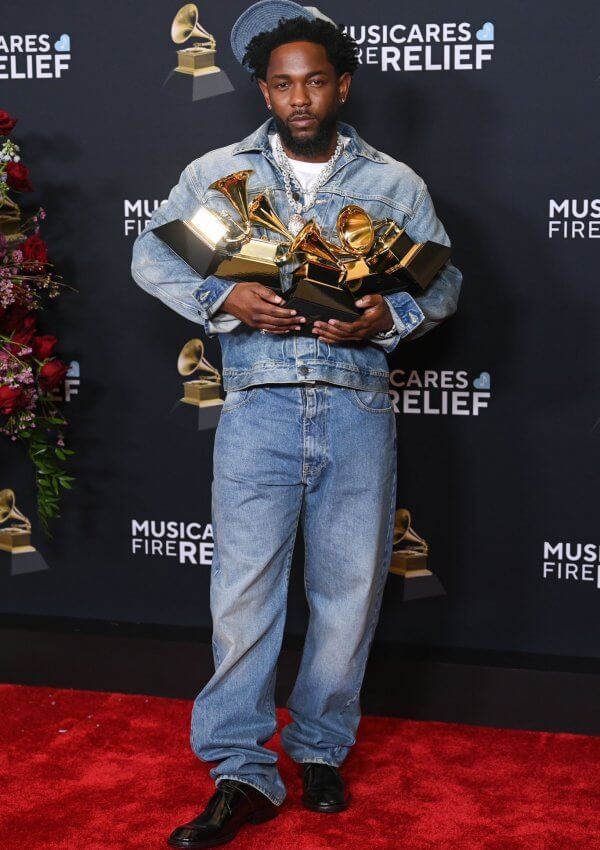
[170,338,224,430]
[0,488,49,575]
[154,170,289,288]
[389,508,445,601]
[334,205,452,296]
[163,4,234,102]
[282,220,362,328]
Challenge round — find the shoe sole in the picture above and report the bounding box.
[301,792,351,814]
[166,807,279,849]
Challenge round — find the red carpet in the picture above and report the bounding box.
[1,684,598,850]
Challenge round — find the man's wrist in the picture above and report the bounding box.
[373,319,399,339]
[373,325,398,339]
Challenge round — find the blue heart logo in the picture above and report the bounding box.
[54,33,71,52]
[476,22,494,41]
[473,372,491,390]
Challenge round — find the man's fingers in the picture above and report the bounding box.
[260,322,303,334]
[254,284,287,305]
[354,293,384,308]
[314,332,362,344]
[314,318,367,336]
[312,324,364,341]
[254,312,303,327]
[261,303,304,319]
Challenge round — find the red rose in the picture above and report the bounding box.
[5,326,37,356]
[38,359,69,392]
[5,161,32,192]
[1,304,36,334]
[0,385,26,415]
[0,111,18,135]
[22,234,48,265]
[32,334,57,360]
[2,305,37,355]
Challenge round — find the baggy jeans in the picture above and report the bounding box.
[190,382,398,806]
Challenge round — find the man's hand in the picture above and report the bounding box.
[221,282,306,334]
[311,293,395,344]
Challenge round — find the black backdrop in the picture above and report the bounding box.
[1,0,599,661]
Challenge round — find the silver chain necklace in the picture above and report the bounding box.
[273,131,344,236]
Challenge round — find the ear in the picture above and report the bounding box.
[257,78,272,110]
[338,71,352,104]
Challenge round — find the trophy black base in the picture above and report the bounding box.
[1,548,49,576]
[348,273,413,299]
[388,568,446,601]
[283,280,361,324]
[168,398,223,432]
[162,68,235,102]
[154,219,218,278]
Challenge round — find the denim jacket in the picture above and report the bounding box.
[131,118,463,392]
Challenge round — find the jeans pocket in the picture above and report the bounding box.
[221,387,258,413]
[349,388,393,413]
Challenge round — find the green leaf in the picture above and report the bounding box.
[55,448,66,460]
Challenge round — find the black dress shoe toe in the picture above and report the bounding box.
[167,780,279,848]
[301,763,350,813]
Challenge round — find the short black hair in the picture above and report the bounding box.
[242,16,360,82]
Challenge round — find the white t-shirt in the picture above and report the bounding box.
[269,132,350,192]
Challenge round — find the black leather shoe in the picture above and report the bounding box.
[167,779,279,848]
[301,763,350,813]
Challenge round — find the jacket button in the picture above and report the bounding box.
[298,365,309,375]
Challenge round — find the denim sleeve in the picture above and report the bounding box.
[130,162,242,338]
[374,180,463,353]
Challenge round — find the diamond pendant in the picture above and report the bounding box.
[288,214,306,237]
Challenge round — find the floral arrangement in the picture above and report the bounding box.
[0,108,76,537]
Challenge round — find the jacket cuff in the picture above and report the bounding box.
[193,276,242,337]
[381,291,426,350]
[194,275,237,318]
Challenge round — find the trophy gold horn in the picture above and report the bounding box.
[171,3,216,49]
[371,218,408,252]
[0,488,31,533]
[337,205,375,256]
[208,170,253,224]
[177,338,221,381]
[289,220,342,267]
[249,194,293,240]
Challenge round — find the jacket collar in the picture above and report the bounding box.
[232,117,385,164]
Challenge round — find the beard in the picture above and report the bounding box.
[273,110,339,158]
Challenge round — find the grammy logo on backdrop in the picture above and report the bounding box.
[162,3,234,101]
[0,489,49,576]
[389,508,445,600]
[169,337,224,431]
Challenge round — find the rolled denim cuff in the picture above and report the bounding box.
[380,291,426,352]
[203,281,242,337]
[194,275,237,319]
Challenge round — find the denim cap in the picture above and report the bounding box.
[230,0,337,70]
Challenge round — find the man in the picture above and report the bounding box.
[131,2,462,846]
